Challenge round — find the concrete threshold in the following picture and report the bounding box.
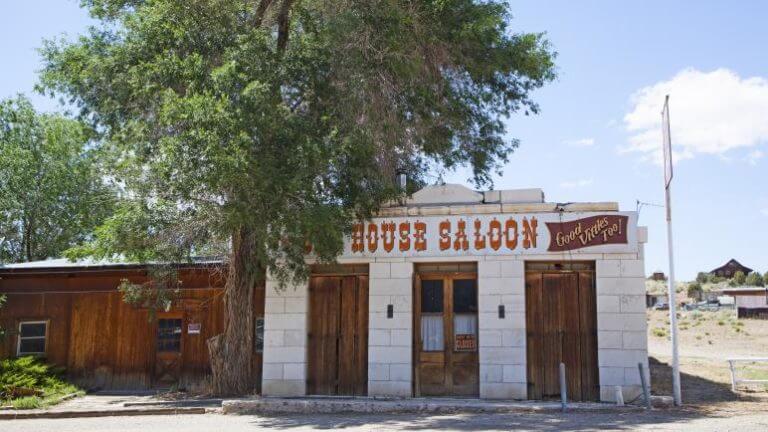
[0,407,208,420]
[223,396,645,415]
[123,398,223,408]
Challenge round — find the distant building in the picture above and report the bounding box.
[649,271,667,281]
[719,287,768,319]
[646,293,668,308]
[709,259,753,279]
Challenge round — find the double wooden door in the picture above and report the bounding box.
[415,273,479,397]
[525,267,599,401]
[307,275,368,396]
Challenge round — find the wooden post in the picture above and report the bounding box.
[728,360,737,392]
[614,386,624,406]
[559,362,567,412]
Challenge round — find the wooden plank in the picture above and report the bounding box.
[526,268,599,402]
[525,272,544,400]
[337,276,357,395]
[412,272,421,396]
[561,273,583,401]
[541,273,564,398]
[449,278,479,396]
[307,276,341,395]
[0,268,227,390]
[415,276,447,396]
[415,274,479,397]
[444,276,453,395]
[355,275,369,396]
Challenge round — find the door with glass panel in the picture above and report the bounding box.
[415,273,479,396]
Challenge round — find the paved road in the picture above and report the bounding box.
[4,411,768,432]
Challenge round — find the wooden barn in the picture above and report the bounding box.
[710,259,753,279]
[0,258,265,392]
[1,185,650,403]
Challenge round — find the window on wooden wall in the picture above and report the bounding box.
[157,318,183,352]
[17,321,48,356]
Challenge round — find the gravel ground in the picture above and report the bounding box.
[4,410,768,432]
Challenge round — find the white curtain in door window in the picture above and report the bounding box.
[421,315,444,351]
[454,314,477,335]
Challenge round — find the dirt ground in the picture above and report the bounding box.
[647,309,768,414]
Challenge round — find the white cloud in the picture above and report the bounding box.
[747,150,764,165]
[563,138,595,147]
[761,208,768,217]
[560,178,593,189]
[623,68,768,163]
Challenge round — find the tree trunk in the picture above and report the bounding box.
[207,226,260,395]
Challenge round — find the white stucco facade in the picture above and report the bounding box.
[262,185,649,402]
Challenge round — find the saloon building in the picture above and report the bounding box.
[0,185,649,402]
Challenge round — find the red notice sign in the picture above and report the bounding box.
[455,334,477,351]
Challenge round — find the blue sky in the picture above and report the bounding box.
[2,1,767,279]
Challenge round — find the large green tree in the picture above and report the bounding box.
[0,95,115,263]
[40,0,556,394]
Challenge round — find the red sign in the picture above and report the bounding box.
[454,334,477,351]
[546,215,628,252]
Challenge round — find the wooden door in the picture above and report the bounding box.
[415,273,479,397]
[154,316,183,386]
[307,275,368,396]
[525,267,599,401]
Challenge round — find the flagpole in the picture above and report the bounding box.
[662,94,682,406]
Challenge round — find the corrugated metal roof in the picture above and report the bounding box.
[719,286,767,294]
[0,257,223,271]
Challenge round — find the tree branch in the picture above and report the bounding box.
[276,0,296,54]
[253,0,274,27]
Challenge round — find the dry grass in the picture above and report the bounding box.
[648,309,768,359]
[647,309,768,412]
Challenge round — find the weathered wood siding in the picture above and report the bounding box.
[0,266,264,392]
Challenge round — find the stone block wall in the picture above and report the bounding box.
[368,261,414,397]
[596,248,650,402]
[261,276,308,396]
[259,232,650,402]
[478,259,527,399]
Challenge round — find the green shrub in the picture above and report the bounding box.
[745,272,764,287]
[686,282,703,300]
[0,356,80,408]
[733,271,747,286]
[11,396,42,409]
[652,327,668,337]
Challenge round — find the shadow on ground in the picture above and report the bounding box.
[245,356,768,431]
[649,356,764,405]
[249,410,708,431]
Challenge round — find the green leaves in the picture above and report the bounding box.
[39,0,556,282]
[0,95,116,263]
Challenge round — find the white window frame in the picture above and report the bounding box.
[17,320,48,356]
